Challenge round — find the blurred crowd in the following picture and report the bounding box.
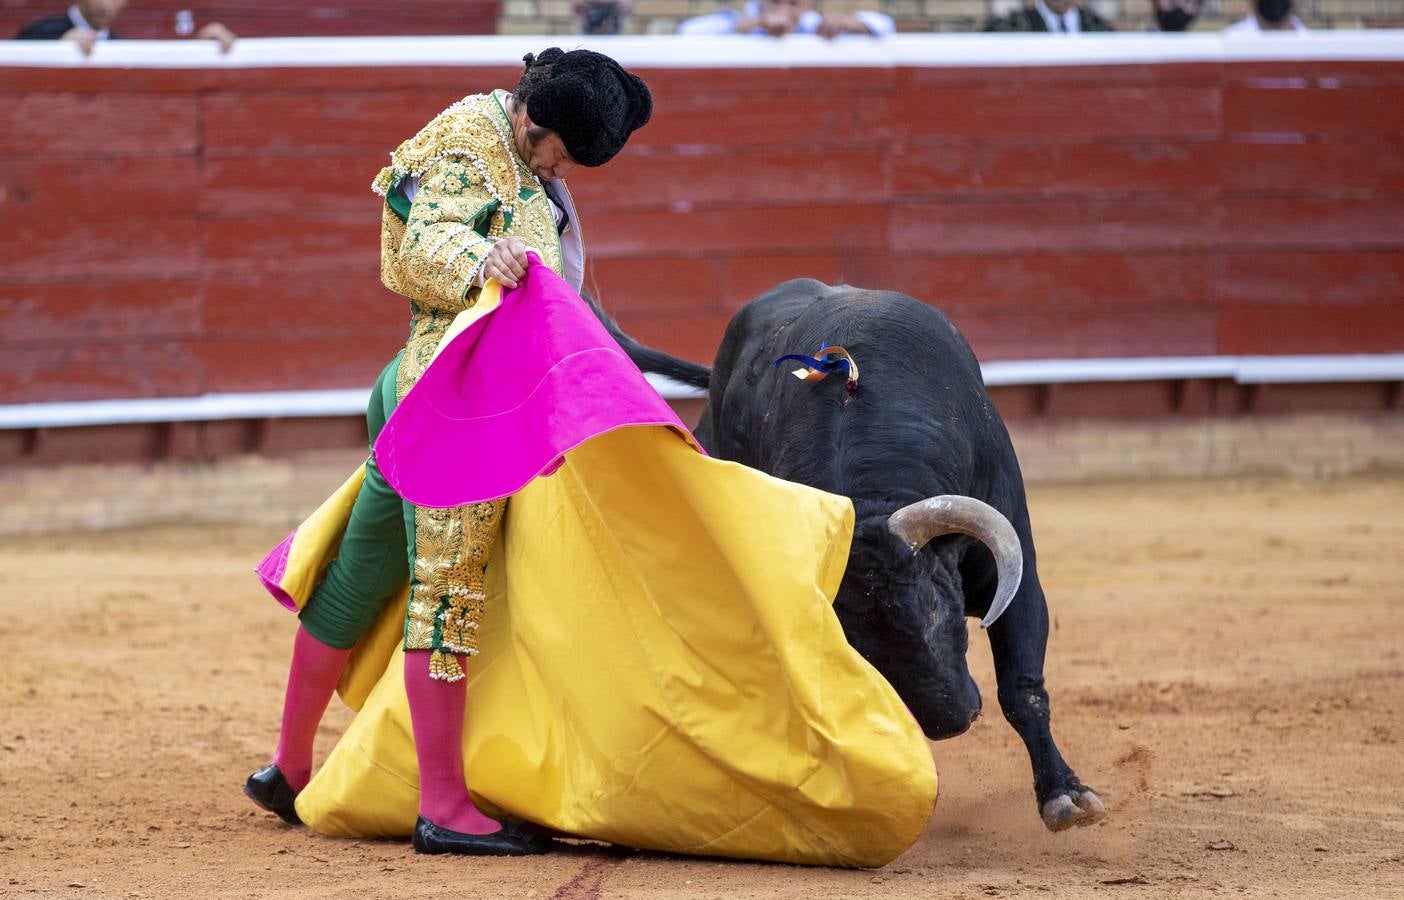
[665,0,1312,36]
[666,0,1308,36]
[15,0,236,53]
[10,0,1332,50]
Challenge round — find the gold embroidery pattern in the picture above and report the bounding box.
[372,94,521,205]
[394,308,456,403]
[439,587,486,655]
[377,94,563,314]
[511,188,566,279]
[429,651,466,682]
[404,499,507,682]
[382,163,564,328]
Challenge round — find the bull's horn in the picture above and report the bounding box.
[887,496,1024,629]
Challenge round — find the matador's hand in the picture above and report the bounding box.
[481,237,531,289]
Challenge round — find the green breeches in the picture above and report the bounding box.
[298,354,415,650]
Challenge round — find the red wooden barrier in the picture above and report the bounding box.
[1,52,1402,404]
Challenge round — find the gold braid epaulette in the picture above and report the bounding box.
[370,93,523,214]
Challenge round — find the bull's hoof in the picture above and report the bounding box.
[1040,787,1105,832]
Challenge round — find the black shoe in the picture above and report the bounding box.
[411,816,554,856]
[244,764,302,826]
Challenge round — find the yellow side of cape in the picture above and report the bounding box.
[276,425,936,868]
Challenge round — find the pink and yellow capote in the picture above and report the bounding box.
[255,261,937,868]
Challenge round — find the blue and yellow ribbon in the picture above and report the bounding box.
[773,345,860,391]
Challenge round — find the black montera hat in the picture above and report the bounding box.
[520,48,652,167]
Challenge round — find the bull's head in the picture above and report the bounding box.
[833,496,1022,741]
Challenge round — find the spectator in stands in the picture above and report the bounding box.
[1151,0,1202,30]
[678,0,895,37]
[15,1,237,54]
[1223,0,1309,32]
[576,0,631,34]
[984,0,1115,32]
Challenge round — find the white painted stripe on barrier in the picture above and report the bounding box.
[3,355,1401,430]
[1233,354,1404,384]
[1,32,1402,70]
[979,354,1404,386]
[0,389,373,429]
[979,356,1240,386]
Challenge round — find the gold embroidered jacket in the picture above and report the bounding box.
[372,91,568,401]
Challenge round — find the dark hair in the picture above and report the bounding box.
[511,48,652,167]
[513,50,555,105]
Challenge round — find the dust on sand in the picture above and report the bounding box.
[1,474,1400,899]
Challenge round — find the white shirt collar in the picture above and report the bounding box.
[1034,0,1081,32]
[67,4,111,38]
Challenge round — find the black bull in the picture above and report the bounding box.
[599,278,1103,831]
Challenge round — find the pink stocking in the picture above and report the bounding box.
[269,625,351,792]
[403,649,501,834]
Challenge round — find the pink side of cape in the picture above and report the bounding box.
[374,256,703,509]
[256,529,300,611]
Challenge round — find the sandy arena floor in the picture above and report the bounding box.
[1,473,1401,899]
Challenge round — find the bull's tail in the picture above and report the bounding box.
[582,291,713,390]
